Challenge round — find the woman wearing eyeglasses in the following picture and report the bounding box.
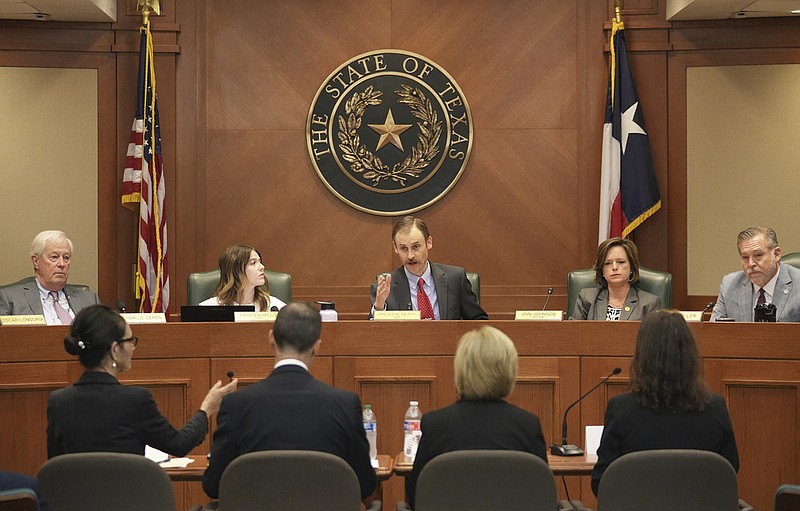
[46,304,237,458]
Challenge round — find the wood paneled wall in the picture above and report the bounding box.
[2,1,800,315]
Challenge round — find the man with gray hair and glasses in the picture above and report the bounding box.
[711,226,800,322]
[0,230,100,325]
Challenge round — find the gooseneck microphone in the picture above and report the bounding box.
[700,301,714,321]
[551,367,622,456]
[270,306,279,312]
[116,300,127,313]
[226,371,235,382]
[542,287,554,311]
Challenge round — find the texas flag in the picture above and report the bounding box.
[598,18,661,242]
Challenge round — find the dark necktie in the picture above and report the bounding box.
[757,288,766,305]
[49,291,73,325]
[417,278,434,320]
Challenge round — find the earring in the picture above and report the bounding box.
[111,359,117,369]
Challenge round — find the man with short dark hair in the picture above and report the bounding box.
[370,216,488,320]
[202,301,376,500]
[711,226,800,321]
[0,230,99,324]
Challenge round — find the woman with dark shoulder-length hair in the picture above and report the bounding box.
[47,304,237,458]
[200,244,286,311]
[405,326,548,509]
[591,309,739,495]
[572,237,662,320]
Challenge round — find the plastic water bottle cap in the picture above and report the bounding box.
[316,300,336,310]
[410,401,418,406]
[364,404,372,409]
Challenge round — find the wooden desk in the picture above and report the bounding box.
[164,454,395,481]
[393,453,596,477]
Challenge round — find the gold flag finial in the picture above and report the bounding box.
[615,0,622,23]
[137,0,161,24]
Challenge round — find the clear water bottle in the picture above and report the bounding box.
[316,301,338,322]
[362,404,377,461]
[403,400,422,460]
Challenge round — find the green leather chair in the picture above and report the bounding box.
[186,269,292,306]
[376,271,481,303]
[0,275,91,292]
[566,266,672,319]
[781,251,800,270]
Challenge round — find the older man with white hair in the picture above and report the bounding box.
[0,230,100,325]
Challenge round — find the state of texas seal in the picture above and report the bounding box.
[307,49,473,216]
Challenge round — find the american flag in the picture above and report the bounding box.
[121,19,169,314]
[598,17,661,242]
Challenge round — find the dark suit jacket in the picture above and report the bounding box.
[711,263,800,322]
[47,371,207,458]
[571,285,662,320]
[369,262,488,320]
[0,281,100,317]
[406,399,548,509]
[591,392,739,495]
[202,365,377,500]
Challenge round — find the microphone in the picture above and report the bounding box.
[700,301,714,321]
[226,371,234,382]
[270,306,279,312]
[116,300,127,313]
[542,287,554,310]
[551,367,622,456]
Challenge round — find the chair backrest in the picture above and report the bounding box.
[376,271,481,303]
[781,252,800,271]
[36,452,175,511]
[414,450,557,511]
[0,488,37,511]
[566,266,672,319]
[219,450,362,511]
[0,276,90,293]
[597,449,740,511]
[186,269,292,305]
[775,484,800,511]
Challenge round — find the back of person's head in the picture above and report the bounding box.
[272,301,321,354]
[737,226,778,250]
[392,216,430,241]
[63,304,126,368]
[31,230,73,258]
[593,237,641,286]
[630,309,708,412]
[454,326,518,400]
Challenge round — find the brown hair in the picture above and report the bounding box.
[392,216,430,242]
[215,244,271,310]
[737,226,778,250]
[593,237,640,286]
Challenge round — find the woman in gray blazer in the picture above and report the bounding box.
[572,237,662,320]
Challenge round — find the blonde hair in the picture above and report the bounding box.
[454,326,518,400]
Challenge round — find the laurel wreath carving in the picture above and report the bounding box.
[338,84,442,187]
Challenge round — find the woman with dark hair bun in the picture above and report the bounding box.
[591,309,739,495]
[47,304,238,458]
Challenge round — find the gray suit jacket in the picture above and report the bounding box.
[0,280,100,317]
[711,263,800,322]
[572,286,662,320]
[370,262,488,320]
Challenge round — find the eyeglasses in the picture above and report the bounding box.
[118,336,139,347]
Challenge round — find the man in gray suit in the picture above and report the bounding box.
[711,226,800,322]
[0,230,100,325]
[370,216,488,320]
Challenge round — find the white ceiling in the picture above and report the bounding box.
[0,0,115,22]
[668,0,800,20]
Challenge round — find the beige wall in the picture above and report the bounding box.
[0,67,98,290]
[687,64,800,295]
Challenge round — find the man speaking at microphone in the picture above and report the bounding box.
[0,230,100,325]
[711,226,800,322]
[370,216,488,320]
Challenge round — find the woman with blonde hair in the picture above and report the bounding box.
[200,244,286,311]
[405,326,547,508]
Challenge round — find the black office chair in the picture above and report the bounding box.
[397,450,575,511]
[376,272,481,303]
[218,450,379,511]
[780,252,800,271]
[186,269,292,305]
[0,488,37,511]
[591,449,751,511]
[566,266,672,319]
[37,452,175,511]
[775,484,800,511]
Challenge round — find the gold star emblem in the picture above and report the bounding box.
[368,109,412,151]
